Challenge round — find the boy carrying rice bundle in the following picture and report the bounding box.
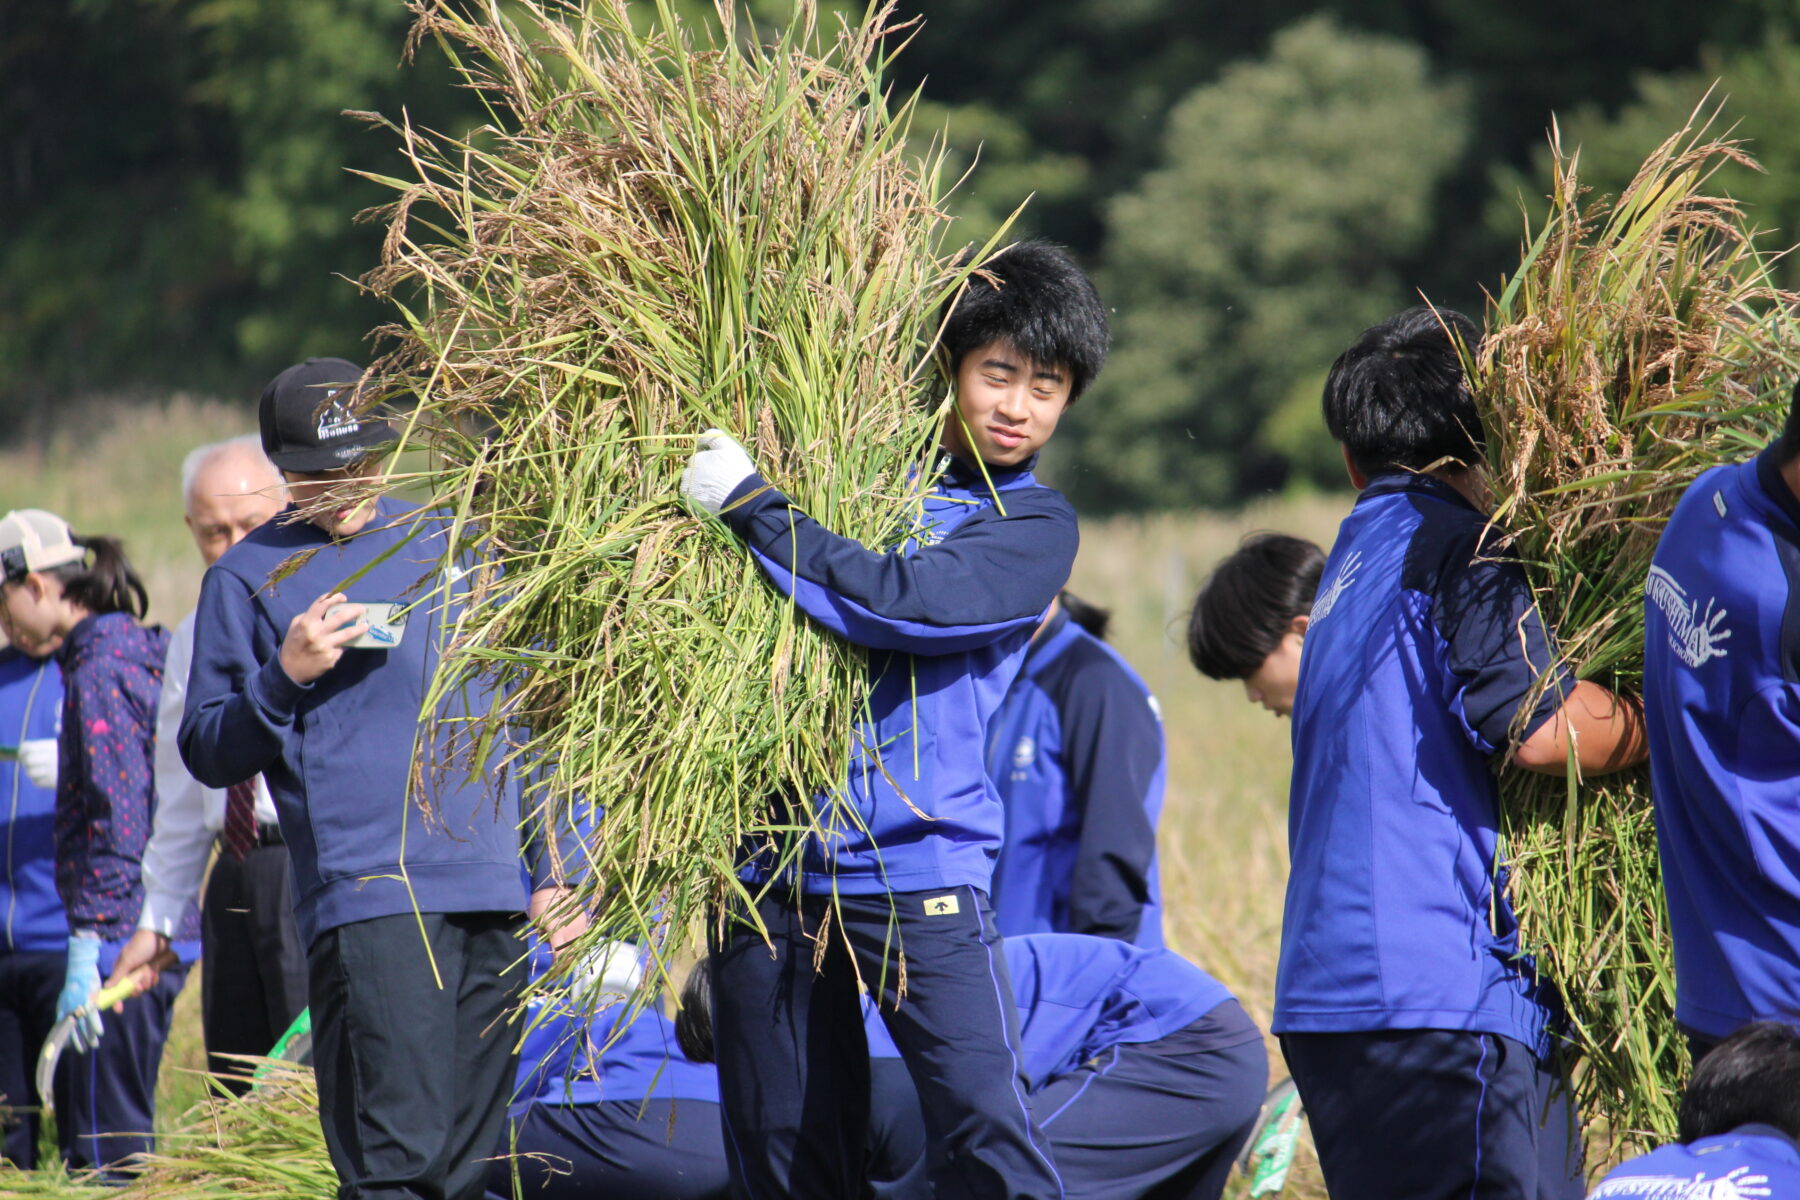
[686,239,1109,1199]
[1280,307,1647,1199]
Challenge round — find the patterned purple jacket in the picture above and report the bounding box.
[54,612,200,943]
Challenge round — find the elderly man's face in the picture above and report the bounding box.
[186,451,286,568]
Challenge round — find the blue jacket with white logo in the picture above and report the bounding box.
[1587,1125,1800,1198]
[1,649,66,954]
[180,499,583,946]
[720,453,1078,896]
[1643,447,1800,1039]
[866,932,1245,1088]
[1281,473,1572,1053]
[985,608,1165,946]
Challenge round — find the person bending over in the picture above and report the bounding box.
[0,511,199,1177]
[987,590,1167,946]
[1587,1021,1800,1196]
[1187,533,1325,719]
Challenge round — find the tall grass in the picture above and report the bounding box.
[1476,108,1800,1147]
[348,0,1010,998]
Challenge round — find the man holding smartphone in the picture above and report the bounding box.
[178,358,586,1200]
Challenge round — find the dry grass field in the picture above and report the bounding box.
[1,397,1350,1196]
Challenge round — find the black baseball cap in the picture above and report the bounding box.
[259,357,397,473]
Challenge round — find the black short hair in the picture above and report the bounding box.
[1187,533,1326,681]
[674,963,715,1064]
[1323,305,1484,479]
[940,239,1110,402]
[1679,1021,1800,1143]
[1058,590,1110,641]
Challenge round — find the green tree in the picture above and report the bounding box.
[1487,38,1800,291]
[1052,17,1469,512]
[0,0,481,416]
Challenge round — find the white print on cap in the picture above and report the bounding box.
[922,894,960,916]
[1309,550,1361,625]
[316,387,363,440]
[1588,1166,1770,1198]
[1646,566,1731,668]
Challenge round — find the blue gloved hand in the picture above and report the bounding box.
[56,935,106,1052]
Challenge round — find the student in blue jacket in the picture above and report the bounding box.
[1187,533,1325,719]
[0,511,200,1177]
[0,639,65,1167]
[1641,382,1800,1065]
[1283,308,1648,1199]
[493,950,726,1200]
[1587,1022,1800,1198]
[177,358,586,1200]
[679,240,1108,1200]
[986,592,1166,947]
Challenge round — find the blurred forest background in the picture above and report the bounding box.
[5,0,1800,513]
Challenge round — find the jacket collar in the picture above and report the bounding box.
[1359,470,1481,515]
[56,611,125,665]
[937,450,1039,495]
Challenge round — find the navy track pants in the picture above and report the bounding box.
[489,1098,730,1200]
[61,960,190,1178]
[1032,1003,1267,1200]
[709,886,1064,1200]
[1282,1029,1584,1200]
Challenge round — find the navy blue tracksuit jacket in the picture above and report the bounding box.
[179,499,580,945]
[985,608,1165,946]
[1283,472,1571,1053]
[721,452,1078,895]
[1643,445,1800,1040]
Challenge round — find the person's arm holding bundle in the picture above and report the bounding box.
[1437,534,1647,778]
[682,431,1076,653]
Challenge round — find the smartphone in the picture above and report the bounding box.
[324,601,408,650]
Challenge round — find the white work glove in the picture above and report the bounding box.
[569,938,645,1003]
[19,738,58,791]
[679,429,757,516]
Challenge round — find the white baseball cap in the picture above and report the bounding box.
[0,509,85,584]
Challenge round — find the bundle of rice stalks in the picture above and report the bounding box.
[353,0,993,990]
[1475,108,1800,1148]
[2,1062,334,1198]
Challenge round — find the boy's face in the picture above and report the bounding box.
[282,457,384,539]
[1243,618,1307,718]
[944,340,1072,468]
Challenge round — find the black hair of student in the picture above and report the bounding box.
[674,962,715,1064]
[44,536,150,621]
[939,239,1110,402]
[1058,590,1110,641]
[1678,1021,1800,1143]
[1187,533,1326,681]
[1322,305,1484,479]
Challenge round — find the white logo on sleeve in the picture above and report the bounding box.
[922,894,960,916]
[1310,550,1361,624]
[1010,735,1036,780]
[1588,1166,1770,1198]
[315,387,363,440]
[1646,566,1731,668]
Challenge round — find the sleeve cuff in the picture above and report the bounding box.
[246,652,310,722]
[137,891,190,938]
[719,472,781,532]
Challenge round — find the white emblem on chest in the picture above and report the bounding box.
[1646,565,1731,668]
[1310,550,1362,624]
